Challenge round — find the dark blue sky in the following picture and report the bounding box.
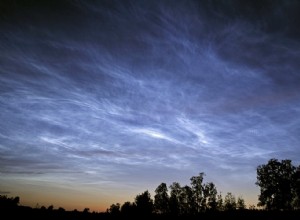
[1,0,300,211]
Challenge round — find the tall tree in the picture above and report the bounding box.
[256,158,296,210]
[180,185,195,215]
[204,182,218,210]
[121,201,136,215]
[216,192,224,211]
[169,182,182,215]
[236,196,246,210]
[224,192,236,211]
[108,203,120,215]
[154,183,169,214]
[292,165,300,209]
[135,190,153,215]
[190,172,205,212]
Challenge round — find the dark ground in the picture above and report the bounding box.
[2,205,300,220]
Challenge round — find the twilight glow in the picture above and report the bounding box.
[1,0,300,212]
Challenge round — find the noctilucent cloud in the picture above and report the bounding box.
[1,0,300,212]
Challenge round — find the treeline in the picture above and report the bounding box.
[0,195,107,220]
[106,158,300,217]
[108,172,247,217]
[1,158,300,219]
[1,195,300,220]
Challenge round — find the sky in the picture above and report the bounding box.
[1,0,300,212]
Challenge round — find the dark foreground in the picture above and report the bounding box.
[2,206,300,220]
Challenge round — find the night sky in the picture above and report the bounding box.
[1,0,300,212]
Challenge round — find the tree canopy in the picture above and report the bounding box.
[256,158,300,210]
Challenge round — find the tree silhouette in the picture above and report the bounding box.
[58,207,65,212]
[292,165,300,209]
[237,196,246,210]
[217,192,224,211]
[180,185,195,215]
[204,182,218,210]
[0,195,19,208]
[154,183,170,214]
[47,205,54,211]
[108,203,120,215]
[120,201,136,215]
[106,169,260,217]
[256,158,296,210]
[134,190,153,216]
[224,192,236,211]
[190,172,205,212]
[7,158,300,219]
[169,182,182,215]
[83,207,90,213]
